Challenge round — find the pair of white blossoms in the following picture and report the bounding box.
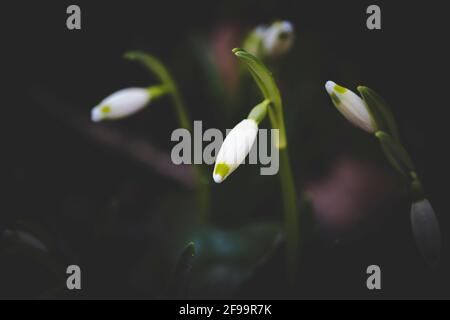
[90,87,261,183]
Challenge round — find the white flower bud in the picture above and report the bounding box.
[213,119,259,183]
[411,199,441,268]
[262,21,294,57]
[91,87,151,122]
[325,81,375,133]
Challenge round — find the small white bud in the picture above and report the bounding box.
[91,87,151,122]
[262,21,294,57]
[213,119,259,183]
[411,199,441,268]
[325,81,375,133]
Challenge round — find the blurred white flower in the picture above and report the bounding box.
[213,119,258,183]
[411,198,441,267]
[91,87,151,122]
[325,81,375,133]
[262,21,294,57]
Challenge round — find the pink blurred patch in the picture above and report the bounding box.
[209,25,240,94]
[305,155,396,231]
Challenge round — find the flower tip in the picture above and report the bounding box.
[91,107,103,122]
[213,173,224,183]
[411,199,441,268]
[280,20,294,32]
[356,85,367,92]
[325,81,336,94]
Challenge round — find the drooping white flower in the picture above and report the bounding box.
[262,21,294,57]
[91,87,151,122]
[325,81,375,133]
[213,119,259,183]
[411,198,441,267]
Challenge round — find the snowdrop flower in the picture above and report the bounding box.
[325,81,376,133]
[262,21,294,57]
[411,198,441,267]
[91,87,153,122]
[213,119,259,183]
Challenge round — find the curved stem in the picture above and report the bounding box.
[233,48,299,284]
[125,51,210,224]
[279,147,299,284]
[269,107,298,284]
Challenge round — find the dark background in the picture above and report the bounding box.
[2,0,449,299]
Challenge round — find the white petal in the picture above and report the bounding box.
[213,119,258,182]
[91,88,151,122]
[213,174,224,184]
[262,21,294,57]
[325,81,375,133]
[411,199,441,267]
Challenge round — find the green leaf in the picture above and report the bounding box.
[358,86,401,141]
[233,48,282,111]
[375,131,415,178]
[164,242,196,299]
[233,48,287,148]
[174,222,281,298]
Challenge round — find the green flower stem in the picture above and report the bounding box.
[147,85,170,100]
[233,48,299,283]
[125,51,210,224]
[247,99,270,124]
[410,173,425,202]
[279,146,299,284]
[374,130,426,202]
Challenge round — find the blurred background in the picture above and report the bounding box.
[2,0,449,299]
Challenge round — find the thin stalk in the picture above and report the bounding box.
[233,48,299,284]
[125,51,210,224]
[279,148,299,284]
[168,78,210,225]
[269,109,299,284]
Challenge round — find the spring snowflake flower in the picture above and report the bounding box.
[325,81,376,133]
[91,88,152,122]
[213,119,259,183]
[410,198,441,267]
[262,21,294,57]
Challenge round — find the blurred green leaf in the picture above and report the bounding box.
[233,48,287,148]
[358,86,400,141]
[375,131,415,178]
[164,242,196,299]
[180,222,280,298]
[233,48,281,110]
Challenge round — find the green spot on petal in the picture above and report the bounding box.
[334,84,347,94]
[101,105,111,114]
[330,92,340,106]
[214,163,230,179]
